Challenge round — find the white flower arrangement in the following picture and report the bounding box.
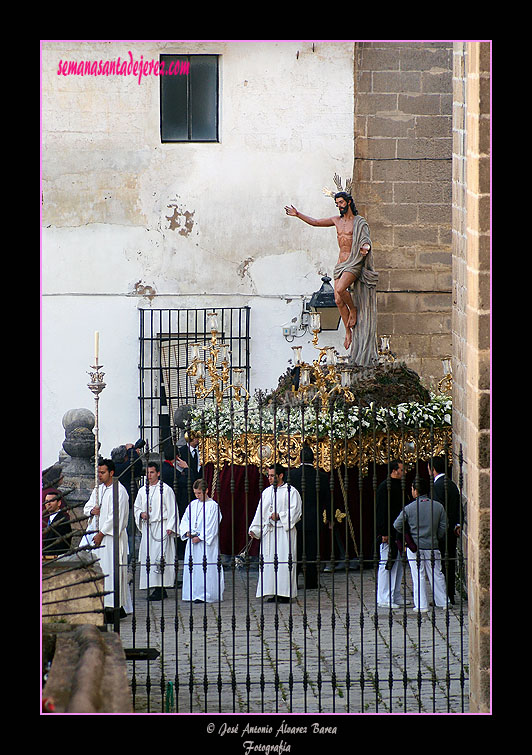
[189,393,452,440]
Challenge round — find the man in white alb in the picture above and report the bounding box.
[134,461,179,600]
[82,458,133,618]
[249,464,302,603]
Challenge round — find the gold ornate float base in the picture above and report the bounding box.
[200,427,452,473]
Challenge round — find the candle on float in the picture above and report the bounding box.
[310,312,321,332]
[94,331,99,363]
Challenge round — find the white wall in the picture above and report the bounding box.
[41,40,354,468]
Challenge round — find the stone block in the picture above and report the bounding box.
[375,312,394,334]
[373,71,421,93]
[397,136,451,159]
[479,154,490,195]
[357,137,396,160]
[371,203,418,226]
[417,204,452,225]
[356,70,371,92]
[355,92,398,115]
[394,226,440,247]
[375,248,416,271]
[388,269,437,291]
[42,558,105,625]
[356,48,401,71]
[42,624,133,713]
[417,250,452,267]
[369,224,394,248]
[421,70,453,94]
[429,332,452,355]
[392,182,446,205]
[378,291,418,314]
[354,179,393,203]
[366,114,413,138]
[372,160,420,182]
[376,270,391,290]
[399,46,451,72]
[477,430,490,470]
[435,270,453,290]
[398,93,443,116]
[415,115,452,138]
[479,115,490,155]
[418,292,452,312]
[394,313,451,335]
[387,333,430,360]
[418,159,452,182]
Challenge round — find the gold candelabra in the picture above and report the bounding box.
[377,335,396,363]
[438,356,453,394]
[291,312,356,410]
[187,311,250,406]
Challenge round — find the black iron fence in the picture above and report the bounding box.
[43,394,468,714]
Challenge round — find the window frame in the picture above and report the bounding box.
[159,53,220,144]
[139,307,251,453]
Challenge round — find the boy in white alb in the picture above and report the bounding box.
[180,478,224,603]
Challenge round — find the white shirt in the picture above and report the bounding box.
[188,444,201,472]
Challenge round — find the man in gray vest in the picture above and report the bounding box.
[393,477,448,613]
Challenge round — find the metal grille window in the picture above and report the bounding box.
[160,54,219,142]
[139,307,250,452]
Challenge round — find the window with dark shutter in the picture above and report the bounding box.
[160,54,219,143]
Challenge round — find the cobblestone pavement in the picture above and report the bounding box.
[118,562,469,714]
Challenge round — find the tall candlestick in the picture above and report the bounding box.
[94,331,99,364]
[88,354,106,537]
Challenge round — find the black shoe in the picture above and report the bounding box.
[148,588,168,601]
[104,607,127,621]
[193,599,204,604]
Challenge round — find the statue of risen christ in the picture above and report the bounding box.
[285,191,372,351]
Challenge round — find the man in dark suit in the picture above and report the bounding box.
[42,490,72,557]
[288,445,330,589]
[177,433,202,491]
[178,433,201,478]
[428,456,462,605]
[175,432,203,533]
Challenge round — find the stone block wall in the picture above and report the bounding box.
[353,42,453,386]
[451,41,491,713]
[43,624,133,712]
[42,559,105,625]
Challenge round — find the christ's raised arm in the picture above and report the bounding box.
[284,205,335,227]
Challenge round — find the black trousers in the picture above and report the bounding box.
[439,536,458,601]
[296,525,319,588]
